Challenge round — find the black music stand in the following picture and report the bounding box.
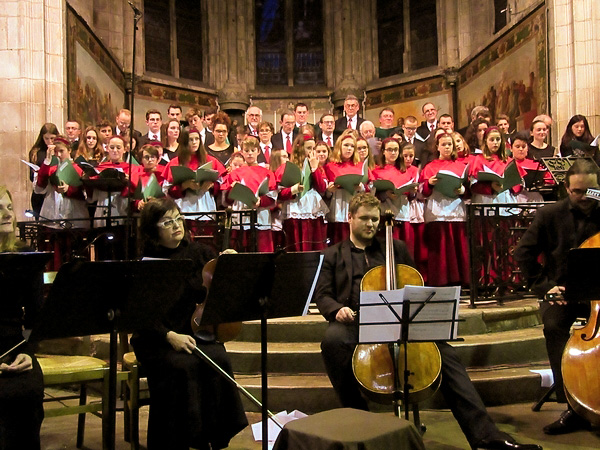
[566,247,600,303]
[199,251,323,450]
[29,259,194,450]
[0,252,53,357]
[82,174,128,228]
[358,286,461,426]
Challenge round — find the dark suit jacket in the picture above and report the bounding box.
[514,198,600,298]
[416,121,436,142]
[271,131,297,152]
[334,116,365,142]
[315,237,414,321]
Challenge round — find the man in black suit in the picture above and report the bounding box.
[167,104,188,128]
[246,105,262,137]
[334,95,365,142]
[316,113,336,148]
[271,110,297,154]
[294,102,315,134]
[402,116,427,166]
[316,192,542,450]
[256,120,274,166]
[515,159,600,435]
[65,119,81,155]
[415,102,438,142]
[137,109,163,147]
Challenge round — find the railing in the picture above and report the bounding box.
[17,209,259,270]
[467,201,550,307]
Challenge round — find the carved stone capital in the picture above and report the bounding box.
[218,83,249,111]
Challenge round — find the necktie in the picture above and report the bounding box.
[430,124,435,132]
[151,134,157,141]
[264,146,270,161]
[327,136,332,147]
[286,136,292,154]
[347,118,352,129]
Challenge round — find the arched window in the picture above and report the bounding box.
[377,0,438,77]
[144,0,204,82]
[255,0,324,86]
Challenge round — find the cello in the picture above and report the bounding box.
[191,207,242,342]
[352,212,442,409]
[561,231,600,425]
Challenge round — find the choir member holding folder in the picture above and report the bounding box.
[35,136,89,227]
[324,130,370,244]
[163,128,226,226]
[419,131,470,286]
[220,137,277,252]
[371,138,418,246]
[131,144,166,212]
[274,134,329,251]
[88,135,137,224]
[469,127,525,205]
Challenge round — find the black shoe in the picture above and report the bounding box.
[472,439,542,450]
[543,409,590,435]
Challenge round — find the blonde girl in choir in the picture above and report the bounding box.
[163,128,226,234]
[324,129,368,244]
[357,136,376,170]
[419,131,470,286]
[275,134,329,251]
[35,136,89,228]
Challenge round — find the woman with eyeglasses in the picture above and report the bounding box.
[0,186,45,450]
[132,197,247,450]
[206,112,235,167]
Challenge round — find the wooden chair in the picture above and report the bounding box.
[38,354,109,448]
[122,351,150,450]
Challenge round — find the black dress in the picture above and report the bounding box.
[130,240,248,450]
[0,249,44,450]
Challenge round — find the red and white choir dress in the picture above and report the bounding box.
[35,160,89,227]
[371,163,417,247]
[420,158,470,286]
[130,165,166,212]
[513,157,546,203]
[275,161,329,252]
[220,164,277,253]
[163,154,226,227]
[469,154,524,207]
[89,161,137,224]
[324,161,370,245]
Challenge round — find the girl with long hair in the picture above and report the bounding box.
[274,134,329,251]
[28,123,59,218]
[419,131,470,286]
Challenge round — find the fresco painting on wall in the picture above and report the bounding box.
[364,77,451,126]
[457,7,546,131]
[67,7,125,126]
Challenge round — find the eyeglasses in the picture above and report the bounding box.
[157,215,184,229]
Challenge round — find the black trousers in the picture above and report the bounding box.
[540,301,590,403]
[321,320,510,447]
[0,356,44,450]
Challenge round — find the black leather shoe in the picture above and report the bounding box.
[543,409,590,435]
[472,439,542,450]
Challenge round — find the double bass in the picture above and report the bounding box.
[352,213,442,407]
[561,232,600,425]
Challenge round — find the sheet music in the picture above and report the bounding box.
[359,285,461,343]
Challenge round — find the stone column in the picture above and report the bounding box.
[547,0,600,142]
[206,0,254,111]
[0,0,66,218]
[325,0,376,108]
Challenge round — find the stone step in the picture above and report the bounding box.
[234,364,551,415]
[225,327,546,374]
[235,299,541,343]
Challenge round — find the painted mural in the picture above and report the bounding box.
[457,7,546,131]
[364,77,452,126]
[67,7,126,125]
